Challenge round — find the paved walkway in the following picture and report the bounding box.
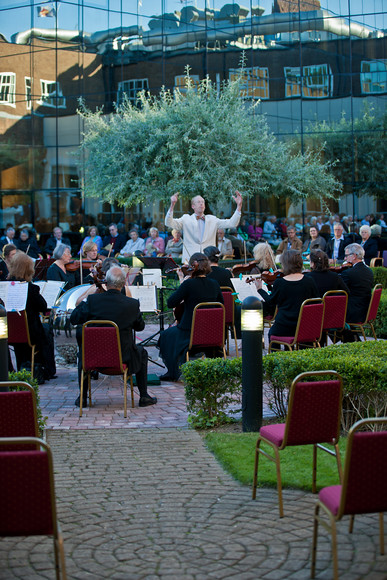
[2,327,386,579]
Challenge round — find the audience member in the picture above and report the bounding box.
[263,215,279,244]
[276,226,303,256]
[120,229,146,256]
[371,224,387,254]
[165,229,183,259]
[359,225,379,265]
[144,227,165,256]
[44,226,71,257]
[0,227,16,250]
[216,228,233,257]
[325,223,349,262]
[15,228,41,259]
[80,226,103,253]
[302,226,326,255]
[247,218,263,242]
[101,223,127,256]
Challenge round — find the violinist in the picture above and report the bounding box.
[304,250,349,297]
[46,244,76,289]
[251,242,277,274]
[80,241,101,284]
[159,253,223,381]
[204,246,233,286]
[254,250,318,348]
[74,258,132,306]
[0,243,17,281]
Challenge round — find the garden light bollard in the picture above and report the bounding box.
[0,304,9,388]
[241,296,263,432]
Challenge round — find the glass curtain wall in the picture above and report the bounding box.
[0,0,386,241]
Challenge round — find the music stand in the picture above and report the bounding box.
[136,256,178,346]
[33,258,55,281]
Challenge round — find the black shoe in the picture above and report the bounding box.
[139,395,157,407]
[74,396,88,408]
[159,373,174,381]
[90,370,99,380]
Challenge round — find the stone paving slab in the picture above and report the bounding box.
[1,429,386,580]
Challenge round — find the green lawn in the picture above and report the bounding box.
[205,432,347,492]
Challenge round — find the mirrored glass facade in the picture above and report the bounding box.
[1,0,386,238]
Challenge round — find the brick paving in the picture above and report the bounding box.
[2,326,386,579]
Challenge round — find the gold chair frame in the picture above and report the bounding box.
[311,417,387,580]
[252,371,343,518]
[221,286,239,356]
[7,311,37,380]
[0,381,39,438]
[186,302,226,362]
[348,283,382,340]
[0,437,67,580]
[268,298,324,352]
[80,320,134,418]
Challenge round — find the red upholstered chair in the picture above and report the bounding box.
[7,311,37,379]
[348,283,382,340]
[0,381,39,450]
[0,437,67,580]
[322,291,348,344]
[221,287,239,356]
[80,320,134,418]
[252,371,343,517]
[311,417,387,580]
[268,298,324,352]
[186,302,226,362]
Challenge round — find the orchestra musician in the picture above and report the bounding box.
[70,266,157,409]
[251,242,277,274]
[74,257,132,306]
[80,241,102,284]
[254,250,319,348]
[203,246,233,287]
[7,252,56,382]
[0,243,17,281]
[159,253,223,381]
[165,191,243,263]
[304,250,349,297]
[46,244,76,289]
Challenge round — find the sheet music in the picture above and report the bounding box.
[231,277,268,302]
[129,285,158,312]
[0,281,29,311]
[35,280,65,308]
[142,269,162,288]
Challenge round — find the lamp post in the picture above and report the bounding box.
[241,296,263,432]
[0,304,9,389]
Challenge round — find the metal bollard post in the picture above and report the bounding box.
[0,304,9,390]
[241,296,263,432]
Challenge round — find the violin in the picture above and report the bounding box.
[65,259,100,272]
[165,264,197,277]
[231,261,259,277]
[245,270,285,285]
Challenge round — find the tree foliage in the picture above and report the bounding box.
[305,104,387,199]
[78,68,341,207]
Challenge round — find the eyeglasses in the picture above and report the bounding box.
[345,253,353,258]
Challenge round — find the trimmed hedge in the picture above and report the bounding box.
[368,289,387,338]
[371,266,387,289]
[181,341,387,431]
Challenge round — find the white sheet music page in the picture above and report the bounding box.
[35,280,65,308]
[0,281,29,311]
[142,269,162,288]
[129,285,158,312]
[231,277,268,302]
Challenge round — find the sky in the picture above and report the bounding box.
[1,0,385,41]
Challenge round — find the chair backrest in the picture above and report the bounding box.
[284,371,343,447]
[7,311,33,346]
[339,418,387,518]
[322,291,348,332]
[383,251,387,268]
[0,382,39,450]
[293,299,324,345]
[365,284,382,323]
[188,302,225,351]
[221,287,235,325]
[82,320,123,372]
[0,438,58,537]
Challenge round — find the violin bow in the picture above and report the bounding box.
[79,252,83,285]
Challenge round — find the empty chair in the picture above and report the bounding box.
[322,290,348,344]
[186,302,226,362]
[7,311,37,379]
[0,381,39,449]
[269,298,324,352]
[311,417,387,580]
[0,437,67,580]
[348,283,382,340]
[80,320,134,417]
[252,371,343,517]
[221,287,239,356]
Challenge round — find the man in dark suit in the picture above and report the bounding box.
[44,226,71,257]
[325,223,350,262]
[359,225,379,265]
[70,266,157,408]
[100,223,127,256]
[340,243,374,328]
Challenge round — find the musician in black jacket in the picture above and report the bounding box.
[340,243,374,325]
[70,266,156,408]
[100,223,127,256]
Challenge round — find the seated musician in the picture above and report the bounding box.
[159,253,223,381]
[74,257,133,306]
[0,243,17,281]
[80,241,102,284]
[305,250,349,297]
[254,250,318,348]
[203,246,233,287]
[7,252,56,382]
[46,244,76,290]
[70,266,157,409]
[339,243,374,341]
[251,242,277,274]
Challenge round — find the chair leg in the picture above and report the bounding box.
[379,513,385,555]
[53,536,60,580]
[88,373,92,406]
[222,346,227,360]
[56,531,67,580]
[370,322,377,340]
[334,443,343,484]
[349,515,355,533]
[130,375,134,409]
[252,438,262,500]
[226,328,230,356]
[80,370,85,418]
[232,324,239,356]
[312,444,317,494]
[359,325,366,341]
[330,517,339,580]
[123,369,127,418]
[31,346,36,380]
[311,503,320,578]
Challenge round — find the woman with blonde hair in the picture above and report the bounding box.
[252,242,276,272]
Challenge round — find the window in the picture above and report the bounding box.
[38,80,66,108]
[0,73,16,107]
[229,67,269,99]
[25,77,31,109]
[174,75,200,94]
[361,60,387,94]
[284,64,332,98]
[117,79,149,105]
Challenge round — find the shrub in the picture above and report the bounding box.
[366,288,387,339]
[180,357,242,428]
[371,267,387,289]
[8,369,47,434]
